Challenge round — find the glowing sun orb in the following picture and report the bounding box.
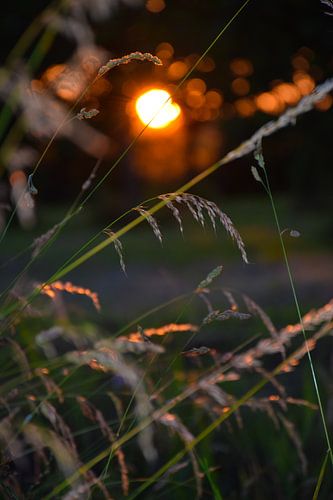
[135,89,181,129]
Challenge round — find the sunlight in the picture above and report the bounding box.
[135,88,181,128]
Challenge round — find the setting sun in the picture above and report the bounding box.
[135,88,181,128]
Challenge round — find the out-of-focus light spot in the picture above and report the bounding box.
[292,71,315,95]
[291,55,310,71]
[230,58,253,77]
[135,89,181,128]
[234,97,256,117]
[185,53,201,66]
[167,61,188,80]
[205,90,223,108]
[43,64,66,83]
[186,91,205,108]
[146,0,165,13]
[186,78,207,94]
[42,63,83,101]
[256,92,284,114]
[9,169,26,186]
[56,87,78,101]
[315,94,333,111]
[273,83,300,105]
[231,77,250,96]
[196,56,216,73]
[156,42,174,61]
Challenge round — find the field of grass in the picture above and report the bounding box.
[1,1,333,498]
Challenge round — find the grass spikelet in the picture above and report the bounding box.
[135,207,162,244]
[153,461,189,492]
[103,230,126,274]
[76,107,99,120]
[39,401,76,451]
[278,413,307,475]
[98,52,162,77]
[67,347,156,462]
[243,294,285,358]
[202,309,251,326]
[182,346,211,357]
[76,396,129,496]
[114,337,165,354]
[196,265,223,290]
[159,195,183,235]
[166,193,248,263]
[32,222,62,257]
[0,409,24,461]
[243,294,277,338]
[41,280,101,311]
[1,337,32,381]
[66,348,138,385]
[197,290,214,313]
[159,413,202,498]
[126,323,199,341]
[35,367,64,403]
[223,290,239,311]
[81,160,101,192]
[23,423,84,490]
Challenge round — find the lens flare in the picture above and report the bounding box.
[135,89,181,129]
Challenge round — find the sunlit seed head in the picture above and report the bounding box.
[135,89,181,128]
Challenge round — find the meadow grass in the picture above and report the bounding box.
[0,1,333,498]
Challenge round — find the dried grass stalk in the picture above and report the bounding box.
[98,52,162,77]
[41,280,101,311]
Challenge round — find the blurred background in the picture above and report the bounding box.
[0,0,332,320]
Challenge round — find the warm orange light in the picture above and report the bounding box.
[135,89,181,128]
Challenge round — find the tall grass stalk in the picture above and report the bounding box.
[253,146,333,467]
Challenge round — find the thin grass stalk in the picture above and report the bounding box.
[312,450,330,500]
[259,158,333,466]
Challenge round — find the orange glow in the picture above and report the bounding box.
[231,77,250,96]
[273,82,301,105]
[167,61,188,80]
[127,323,199,342]
[31,79,44,92]
[230,58,253,77]
[205,90,223,108]
[41,280,101,311]
[315,94,333,111]
[234,97,256,117]
[292,71,315,95]
[146,0,165,12]
[156,42,174,60]
[43,64,66,83]
[186,78,207,94]
[135,88,181,128]
[255,92,284,114]
[9,169,26,186]
[196,56,216,73]
[186,90,205,108]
